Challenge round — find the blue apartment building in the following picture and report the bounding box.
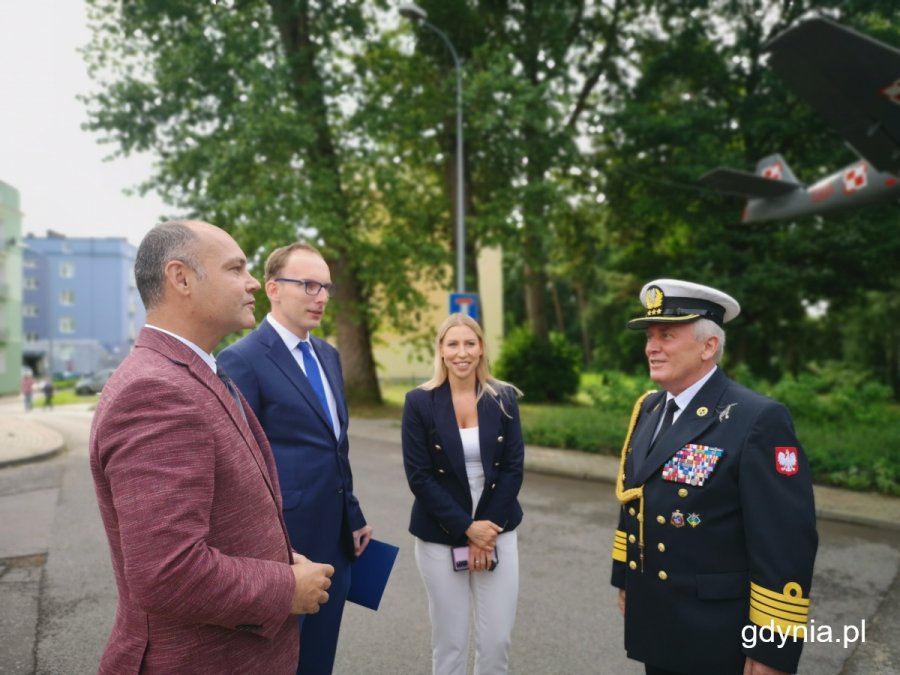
[22,231,145,377]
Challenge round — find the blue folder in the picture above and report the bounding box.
[347,539,399,611]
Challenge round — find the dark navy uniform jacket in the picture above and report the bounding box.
[610,368,818,674]
[402,382,524,546]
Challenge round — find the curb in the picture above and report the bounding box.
[0,416,66,469]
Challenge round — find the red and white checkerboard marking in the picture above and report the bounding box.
[843,163,868,193]
[761,163,783,180]
[882,79,900,105]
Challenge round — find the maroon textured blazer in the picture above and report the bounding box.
[90,328,298,674]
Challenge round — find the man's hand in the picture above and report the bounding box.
[617,589,626,616]
[353,524,374,557]
[289,554,334,615]
[743,656,788,675]
[465,520,502,550]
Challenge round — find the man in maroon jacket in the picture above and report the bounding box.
[90,220,333,674]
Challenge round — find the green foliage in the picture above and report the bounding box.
[80,0,900,404]
[495,327,581,403]
[520,403,627,455]
[580,370,657,415]
[521,368,900,495]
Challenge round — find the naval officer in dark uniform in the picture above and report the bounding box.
[610,279,818,675]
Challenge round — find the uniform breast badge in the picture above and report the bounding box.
[718,402,738,422]
[687,512,701,528]
[670,510,685,527]
[661,444,725,486]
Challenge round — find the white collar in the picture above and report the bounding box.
[145,324,217,373]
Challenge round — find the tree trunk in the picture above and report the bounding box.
[523,261,548,340]
[330,253,382,406]
[270,0,381,405]
[574,281,592,369]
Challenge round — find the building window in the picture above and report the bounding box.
[59,262,75,278]
[25,332,40,343]
[24,305,39,317]
[24,277,39,289]
[60,289,75,305]
[60,317,76,333]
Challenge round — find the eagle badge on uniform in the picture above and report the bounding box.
[776,447,799,476]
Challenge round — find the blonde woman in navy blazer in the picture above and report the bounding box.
[402,313,524,675]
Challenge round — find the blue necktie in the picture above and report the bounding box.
[298,342,334,430]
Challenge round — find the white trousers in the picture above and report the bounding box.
[414,531,519,675]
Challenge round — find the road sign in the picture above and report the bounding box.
[449,293,480,321]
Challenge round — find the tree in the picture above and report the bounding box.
[82,0,459,404]
[395,1,640,342]
[593,0,900,381]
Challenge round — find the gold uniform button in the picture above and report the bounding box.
[656,515,666,525]
[658,570,668,581]
[657,543,666,552]
[628,534,636,544]
[678,488,688,498]
[628,561,637,570]
[628,507,636,516]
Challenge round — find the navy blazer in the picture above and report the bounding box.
[610,368,817,674]
[401,381,524,546]
[219,319,366,563]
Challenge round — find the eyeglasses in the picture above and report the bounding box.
[274,277,337,296]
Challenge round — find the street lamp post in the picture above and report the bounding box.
[399,2,466,294]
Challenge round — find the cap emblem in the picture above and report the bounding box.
[644,286,664,316]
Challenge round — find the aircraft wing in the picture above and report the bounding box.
[765,18,900,174]
[700,168,801,198]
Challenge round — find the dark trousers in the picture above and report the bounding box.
[296,555,351,675]
[646,666,686,675]
[645,663,744,675]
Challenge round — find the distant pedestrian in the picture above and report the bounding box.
[42,380,54,410]
[21,373,35,412]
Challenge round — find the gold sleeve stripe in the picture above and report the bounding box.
[749,597,808,624]
[749,606,808,633]
[750,581,810,607]
[750,591,811,617]
[612,530,628,562]
[749,581,810,631]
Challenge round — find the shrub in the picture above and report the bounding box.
[581,370,657,414]
[495,327,581,403]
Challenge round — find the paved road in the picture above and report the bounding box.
[1,406,898,674]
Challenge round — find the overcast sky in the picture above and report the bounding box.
[0,0,171,247]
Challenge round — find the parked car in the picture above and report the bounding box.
[75,369,116,395]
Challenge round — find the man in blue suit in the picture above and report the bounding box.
[219,242,372,675]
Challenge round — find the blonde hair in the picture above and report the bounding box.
[419,313,521,406]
